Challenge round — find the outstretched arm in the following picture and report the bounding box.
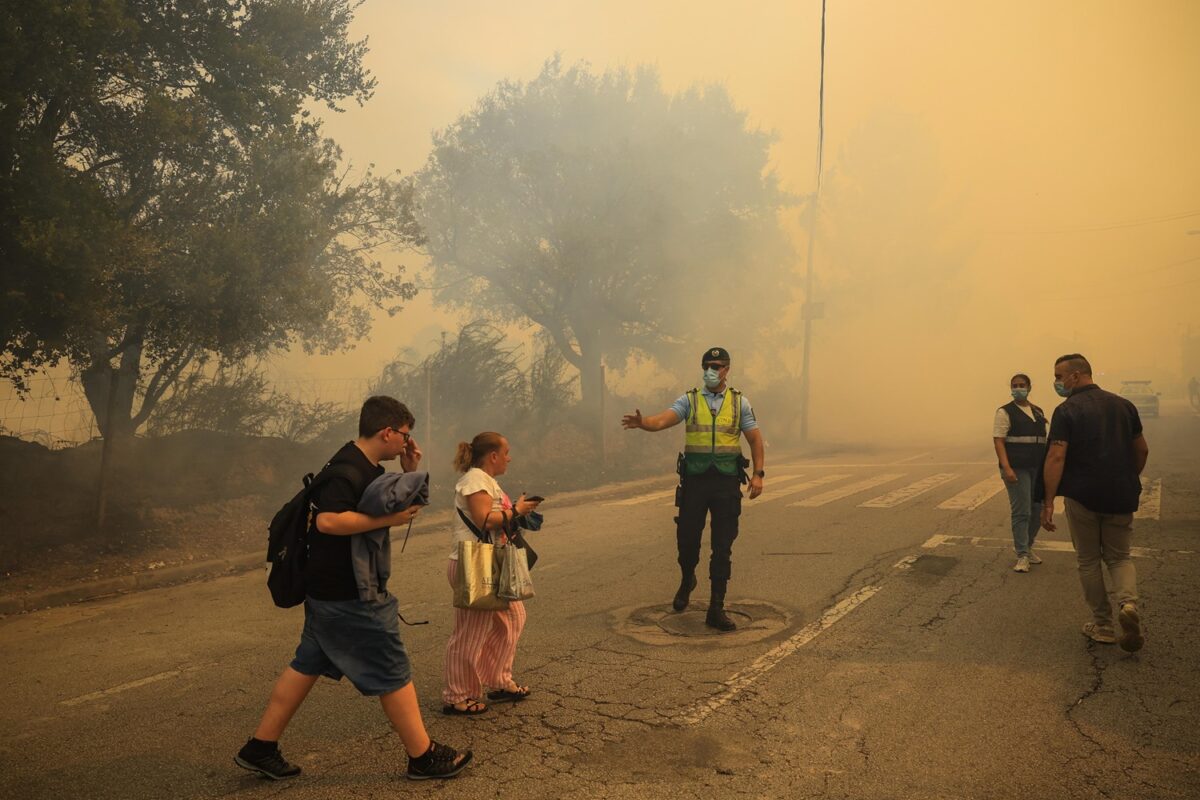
[622,408,683,432]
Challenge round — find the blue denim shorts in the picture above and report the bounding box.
[290,593,412,696]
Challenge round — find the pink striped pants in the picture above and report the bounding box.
[442,558,526,705]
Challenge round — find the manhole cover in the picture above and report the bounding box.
[656,607,755,636]
[614,600,790,646]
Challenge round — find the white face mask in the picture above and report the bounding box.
[703,368,722,389]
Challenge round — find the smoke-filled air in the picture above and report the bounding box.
[3,0,1198,570]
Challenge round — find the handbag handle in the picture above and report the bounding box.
[457,506,496,543]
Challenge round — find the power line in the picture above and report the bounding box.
[995,208,1200,235]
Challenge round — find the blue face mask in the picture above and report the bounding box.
[1011,388,1029,401]
[703,368,722,389]
[1054,381,1070,398]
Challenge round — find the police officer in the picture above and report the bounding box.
[621,347,765,631]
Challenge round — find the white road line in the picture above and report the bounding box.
[679,585,882,726]
[1136,478,1162,520]
[60,665,205,707]
[890,452,932,464]
[768,461,992,468]
[608,473,808,507]
[791,474,906,508]
[919,534,1192,557]
[860,473,960,509]
[755,474,851,504]
[937,475,1005,511]
[609,488,676,507]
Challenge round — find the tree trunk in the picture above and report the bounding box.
[81,336,143,442]
[80,335,143,531]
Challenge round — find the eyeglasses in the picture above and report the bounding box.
[702,362,729,370]
[387,427,411,443]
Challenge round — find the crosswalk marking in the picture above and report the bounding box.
[859,473,960,508]
[791,474,906,508]
[608,473,808,506]
[937,475,1005,511]
[755,474,851,504]
[609,488,675,507]
[920,534,1192,558]
[1135,479,1161,520]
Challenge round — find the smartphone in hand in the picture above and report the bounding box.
[525,495,545,503]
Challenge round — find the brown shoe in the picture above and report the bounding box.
[1118,603,1144,652]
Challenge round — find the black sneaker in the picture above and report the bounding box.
[406,740,473,781]
[234,739,302,780]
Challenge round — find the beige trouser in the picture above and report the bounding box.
[1064,497,1138,627]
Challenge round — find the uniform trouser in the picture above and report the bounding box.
[1002,466,1042,556]
[675,470,742,584]
[1064,498,1138,627]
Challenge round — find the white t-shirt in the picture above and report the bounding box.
[449,467,511,560]
[992,404,1036,437]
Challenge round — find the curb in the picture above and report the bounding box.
[0,552,265,616]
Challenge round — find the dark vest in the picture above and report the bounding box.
[999,401,1048,469]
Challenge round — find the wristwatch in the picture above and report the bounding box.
[753,470,765,478]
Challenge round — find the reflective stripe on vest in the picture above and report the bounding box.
[1004,435,1048,444]
[683,388,743,474]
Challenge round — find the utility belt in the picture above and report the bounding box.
[675,453,749,507]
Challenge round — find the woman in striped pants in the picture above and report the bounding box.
[442,432,541,715]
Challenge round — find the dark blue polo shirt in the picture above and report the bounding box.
[1047,384,1144,514]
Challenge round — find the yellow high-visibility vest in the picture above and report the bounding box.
[682,387,743,476]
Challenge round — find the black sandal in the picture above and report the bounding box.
[486,685,530,703]
[442,698,488,715]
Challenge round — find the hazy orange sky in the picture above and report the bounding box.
[221,1,1200,439]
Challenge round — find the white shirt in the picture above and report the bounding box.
[449,467,511,560]
[993,404,1036,438]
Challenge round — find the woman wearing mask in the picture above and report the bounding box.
[993,373,1049,573]
[442,432,542,715]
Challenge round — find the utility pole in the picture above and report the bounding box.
[798,0,827,442]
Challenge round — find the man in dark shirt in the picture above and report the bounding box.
[1041,354,1150,653]
[236,396,472,781]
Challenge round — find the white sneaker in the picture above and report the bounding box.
[1013,556,1030,573]
[1027,551,1043,565]
[1082,622,1117,644]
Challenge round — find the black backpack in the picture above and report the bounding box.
[266,462,365,608]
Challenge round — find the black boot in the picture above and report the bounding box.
[705,583,736,632]
[672,571,698,612]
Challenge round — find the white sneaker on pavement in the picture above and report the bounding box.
[1027,550,1043,565]
[1013,556,1030,573]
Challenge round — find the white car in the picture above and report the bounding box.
[1119,381,1159,418]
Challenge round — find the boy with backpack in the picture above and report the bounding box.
[236,396,472,781]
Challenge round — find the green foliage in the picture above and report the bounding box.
[415,56,794,409]
[146,363,344,443]
[0,1,419,439]
[372,321,576,440]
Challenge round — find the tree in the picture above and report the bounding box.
[0,1,420,442]
[415,57,792,414]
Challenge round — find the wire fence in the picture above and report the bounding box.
[0,376,375,450]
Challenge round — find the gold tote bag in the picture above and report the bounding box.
[453,539,509,611]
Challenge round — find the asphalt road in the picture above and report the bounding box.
[2,411,1197,799]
